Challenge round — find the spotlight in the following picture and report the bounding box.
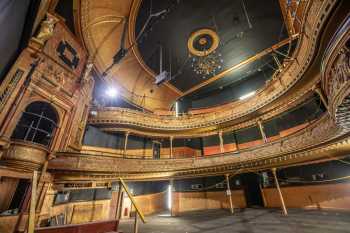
[239,91,256,100]
[105,87,118,98]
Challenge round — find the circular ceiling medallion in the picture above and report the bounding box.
[188,28,220,57]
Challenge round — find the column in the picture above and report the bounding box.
[170,136,173,158]
[36,160,49,215]
[28,171,38,233]
[219,130,224,153]
[271,168,288,216]
[123,132,129,157]
[225,174,234,214]
[257,120,267,143]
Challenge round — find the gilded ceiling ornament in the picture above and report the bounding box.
[188,29,223,78]
[187,28,220,57]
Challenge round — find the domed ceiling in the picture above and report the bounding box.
[80,0,298,111]
[134,0,296,108]
[80,0,181,111]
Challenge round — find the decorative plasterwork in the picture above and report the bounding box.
[322,16,350,125]
[87,0,338,134]
[187,28,220,57]
[80,0,181,111]
[89,90,314,137]
[128,0,333,108]
[49,114,348,181]
[80,0,335,112]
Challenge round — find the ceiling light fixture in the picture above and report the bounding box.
[239,91,256,100]
[191,50,224,78]
[105,87,118,98]
[188,28,223,79]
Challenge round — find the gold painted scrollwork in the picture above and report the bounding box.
[187,28,220,57]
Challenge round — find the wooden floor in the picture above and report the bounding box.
[118,208,350,233]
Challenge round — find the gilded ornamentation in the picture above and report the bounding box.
[1,141,49,171]
[35,13,59,45]
[36,57,76,95]
[0,69,24,112]
[49,115,346,180]
[85,1,339,136]
[43,22,87,77]
[188,28,220,57]
[328,48,350,101]
[88,89,311,137]
[80,0,335,111]
[81,62,93,85]
[322,17,350,130]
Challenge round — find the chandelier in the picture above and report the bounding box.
[191,50,223,78]
[188,28,224,78]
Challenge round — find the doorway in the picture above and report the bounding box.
[8,179,30,212]
[153,141,161,159]
[158,180,172,217]
[241,173,264,207]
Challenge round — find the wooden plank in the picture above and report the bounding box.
[119,178,146,223]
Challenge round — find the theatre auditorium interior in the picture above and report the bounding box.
[0,0,350,233]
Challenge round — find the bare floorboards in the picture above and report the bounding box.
[118,208,350,233]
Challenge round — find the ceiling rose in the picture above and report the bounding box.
[188,28,223,78]
[187,28,220,57]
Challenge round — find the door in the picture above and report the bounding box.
[153,142,161,159]
[241,173,264,207]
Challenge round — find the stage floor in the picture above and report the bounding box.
[118,208,350,233]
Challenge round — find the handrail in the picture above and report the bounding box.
[119,178,146,223]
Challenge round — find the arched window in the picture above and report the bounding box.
[11,101,58,146]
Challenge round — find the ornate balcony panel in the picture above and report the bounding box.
[87,0,343,136]
[49,114,350,181]
[88,90,313,137]
[1,141,49,171]
[322,16,350,130]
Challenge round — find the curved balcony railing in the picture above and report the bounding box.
[88,0,336,132]
[47,1,350,181]
[50,114,349,180]
[322,16,350,130]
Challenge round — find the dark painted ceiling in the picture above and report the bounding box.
[56,0,76,34]
[135,0,289,102]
